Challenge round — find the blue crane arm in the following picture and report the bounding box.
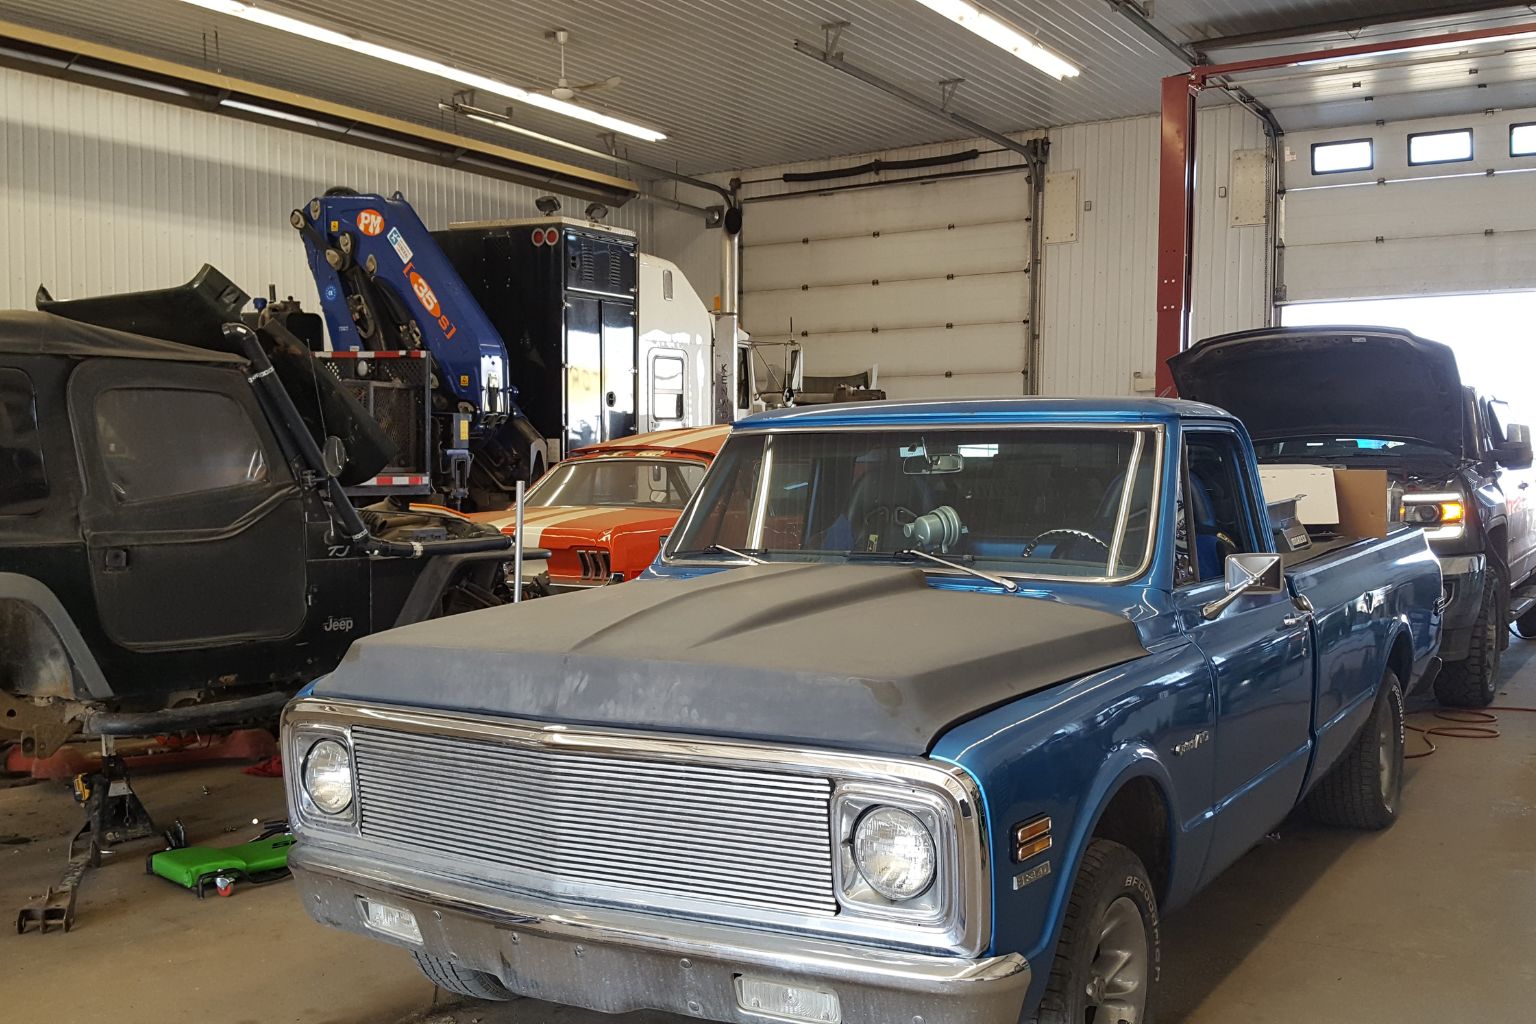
[292,190,514,417]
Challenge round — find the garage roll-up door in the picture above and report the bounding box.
[742,172,1032,399]
[1282,113,1536,303]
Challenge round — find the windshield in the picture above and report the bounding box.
[527,457,706,510]
[668,427,1159,581]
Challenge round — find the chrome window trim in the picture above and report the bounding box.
[284,697,991,957]
[661,422,1165,585]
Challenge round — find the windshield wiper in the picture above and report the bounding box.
[893,549,1019,593]
[674,543,766,564]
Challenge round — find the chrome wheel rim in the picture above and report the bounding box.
[1085,896,1148,1023]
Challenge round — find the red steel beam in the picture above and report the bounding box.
[1154,18,1536,395]
[1189,19,1536,83]
[1155,73,1197,396]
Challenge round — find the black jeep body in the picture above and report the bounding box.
[0,288,511,758]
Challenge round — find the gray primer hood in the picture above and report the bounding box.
[314,562,1147,755]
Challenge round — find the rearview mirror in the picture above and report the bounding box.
[1495,422,1533,470]
[1203,552,1284,620]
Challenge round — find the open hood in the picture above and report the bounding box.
[1170,326,1464,456]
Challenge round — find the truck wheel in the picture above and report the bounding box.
[1305,671,1403,830]
[411,952,517,1002]
[1435,570,1501,707]
[1033,839,1160,1024]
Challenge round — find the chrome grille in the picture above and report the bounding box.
[351,727,838,916]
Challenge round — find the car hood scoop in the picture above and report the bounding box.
[313,562,1147,755]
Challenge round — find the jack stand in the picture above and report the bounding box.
[16,739,156,934]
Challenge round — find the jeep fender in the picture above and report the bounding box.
[0,573,111,698]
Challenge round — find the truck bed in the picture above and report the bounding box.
[1279,523,1416,571]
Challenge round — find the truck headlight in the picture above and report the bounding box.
[852,806,937,901]
[1401,492,1466,539]
[302,738,354,814]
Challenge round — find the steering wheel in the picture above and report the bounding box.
[1022,528,1112,559]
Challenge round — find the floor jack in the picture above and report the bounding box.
[16,739,156,934]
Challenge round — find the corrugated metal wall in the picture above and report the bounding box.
[1039,105,1270,396]
[0,67,648,316]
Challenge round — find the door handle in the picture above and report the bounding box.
[1281,614,1309,628]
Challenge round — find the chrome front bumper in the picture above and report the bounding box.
[292,845,1031,1023]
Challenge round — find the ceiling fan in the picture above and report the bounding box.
[530,28,621,102]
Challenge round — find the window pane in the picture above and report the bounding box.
[0,368,48,515]
[670,428,1159,580]
[1312,139,1373,174]
[651,354,686,423]
[1512,123,1536,157]
[1409,129,1472,165]
[526,457,702,509]
[96,388,268,502]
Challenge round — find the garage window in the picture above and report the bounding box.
[1511,122,1536,157]
[0,368,48,515]
[1311,138,1373,174]
[1408,128,1473,166]
[95,387,268,502]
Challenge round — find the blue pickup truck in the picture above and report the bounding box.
[283,398,1441,1024]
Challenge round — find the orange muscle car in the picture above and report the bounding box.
[470,425,729,592]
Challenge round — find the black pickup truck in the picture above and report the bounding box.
[1175,325,1535,707]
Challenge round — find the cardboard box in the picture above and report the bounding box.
[1332,468,1389,540]
[1259,465,1389,539]
[1259,465,1339,523]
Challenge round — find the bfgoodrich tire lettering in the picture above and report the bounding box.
[1031,838,1161,1024]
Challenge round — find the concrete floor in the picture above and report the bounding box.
[6,645,1536,1024]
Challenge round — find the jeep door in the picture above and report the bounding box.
[70,359,307,650]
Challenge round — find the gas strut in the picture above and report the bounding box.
[222,322,511,558]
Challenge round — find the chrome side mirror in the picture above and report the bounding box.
[1202,552,1284,620]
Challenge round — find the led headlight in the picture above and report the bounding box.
[302,737,353,814]
[1401,492,1466,538]
[852,806,937,901]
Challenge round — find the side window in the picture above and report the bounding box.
[1181,432,1262,585]
[0,368,48,515]
[651,353,686,424]
[95,388,268,502]
[736,347,752,411]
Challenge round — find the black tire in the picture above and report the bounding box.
[411,952,517,1002]
[1305,670,1403,830]
[1033,839,1160,1024]
[1435,569,1502,707]
[1512,604,1536,640]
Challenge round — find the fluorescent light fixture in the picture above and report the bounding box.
[176,0,666,142]
[220,98,324,128]
[910,0,1079,80]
